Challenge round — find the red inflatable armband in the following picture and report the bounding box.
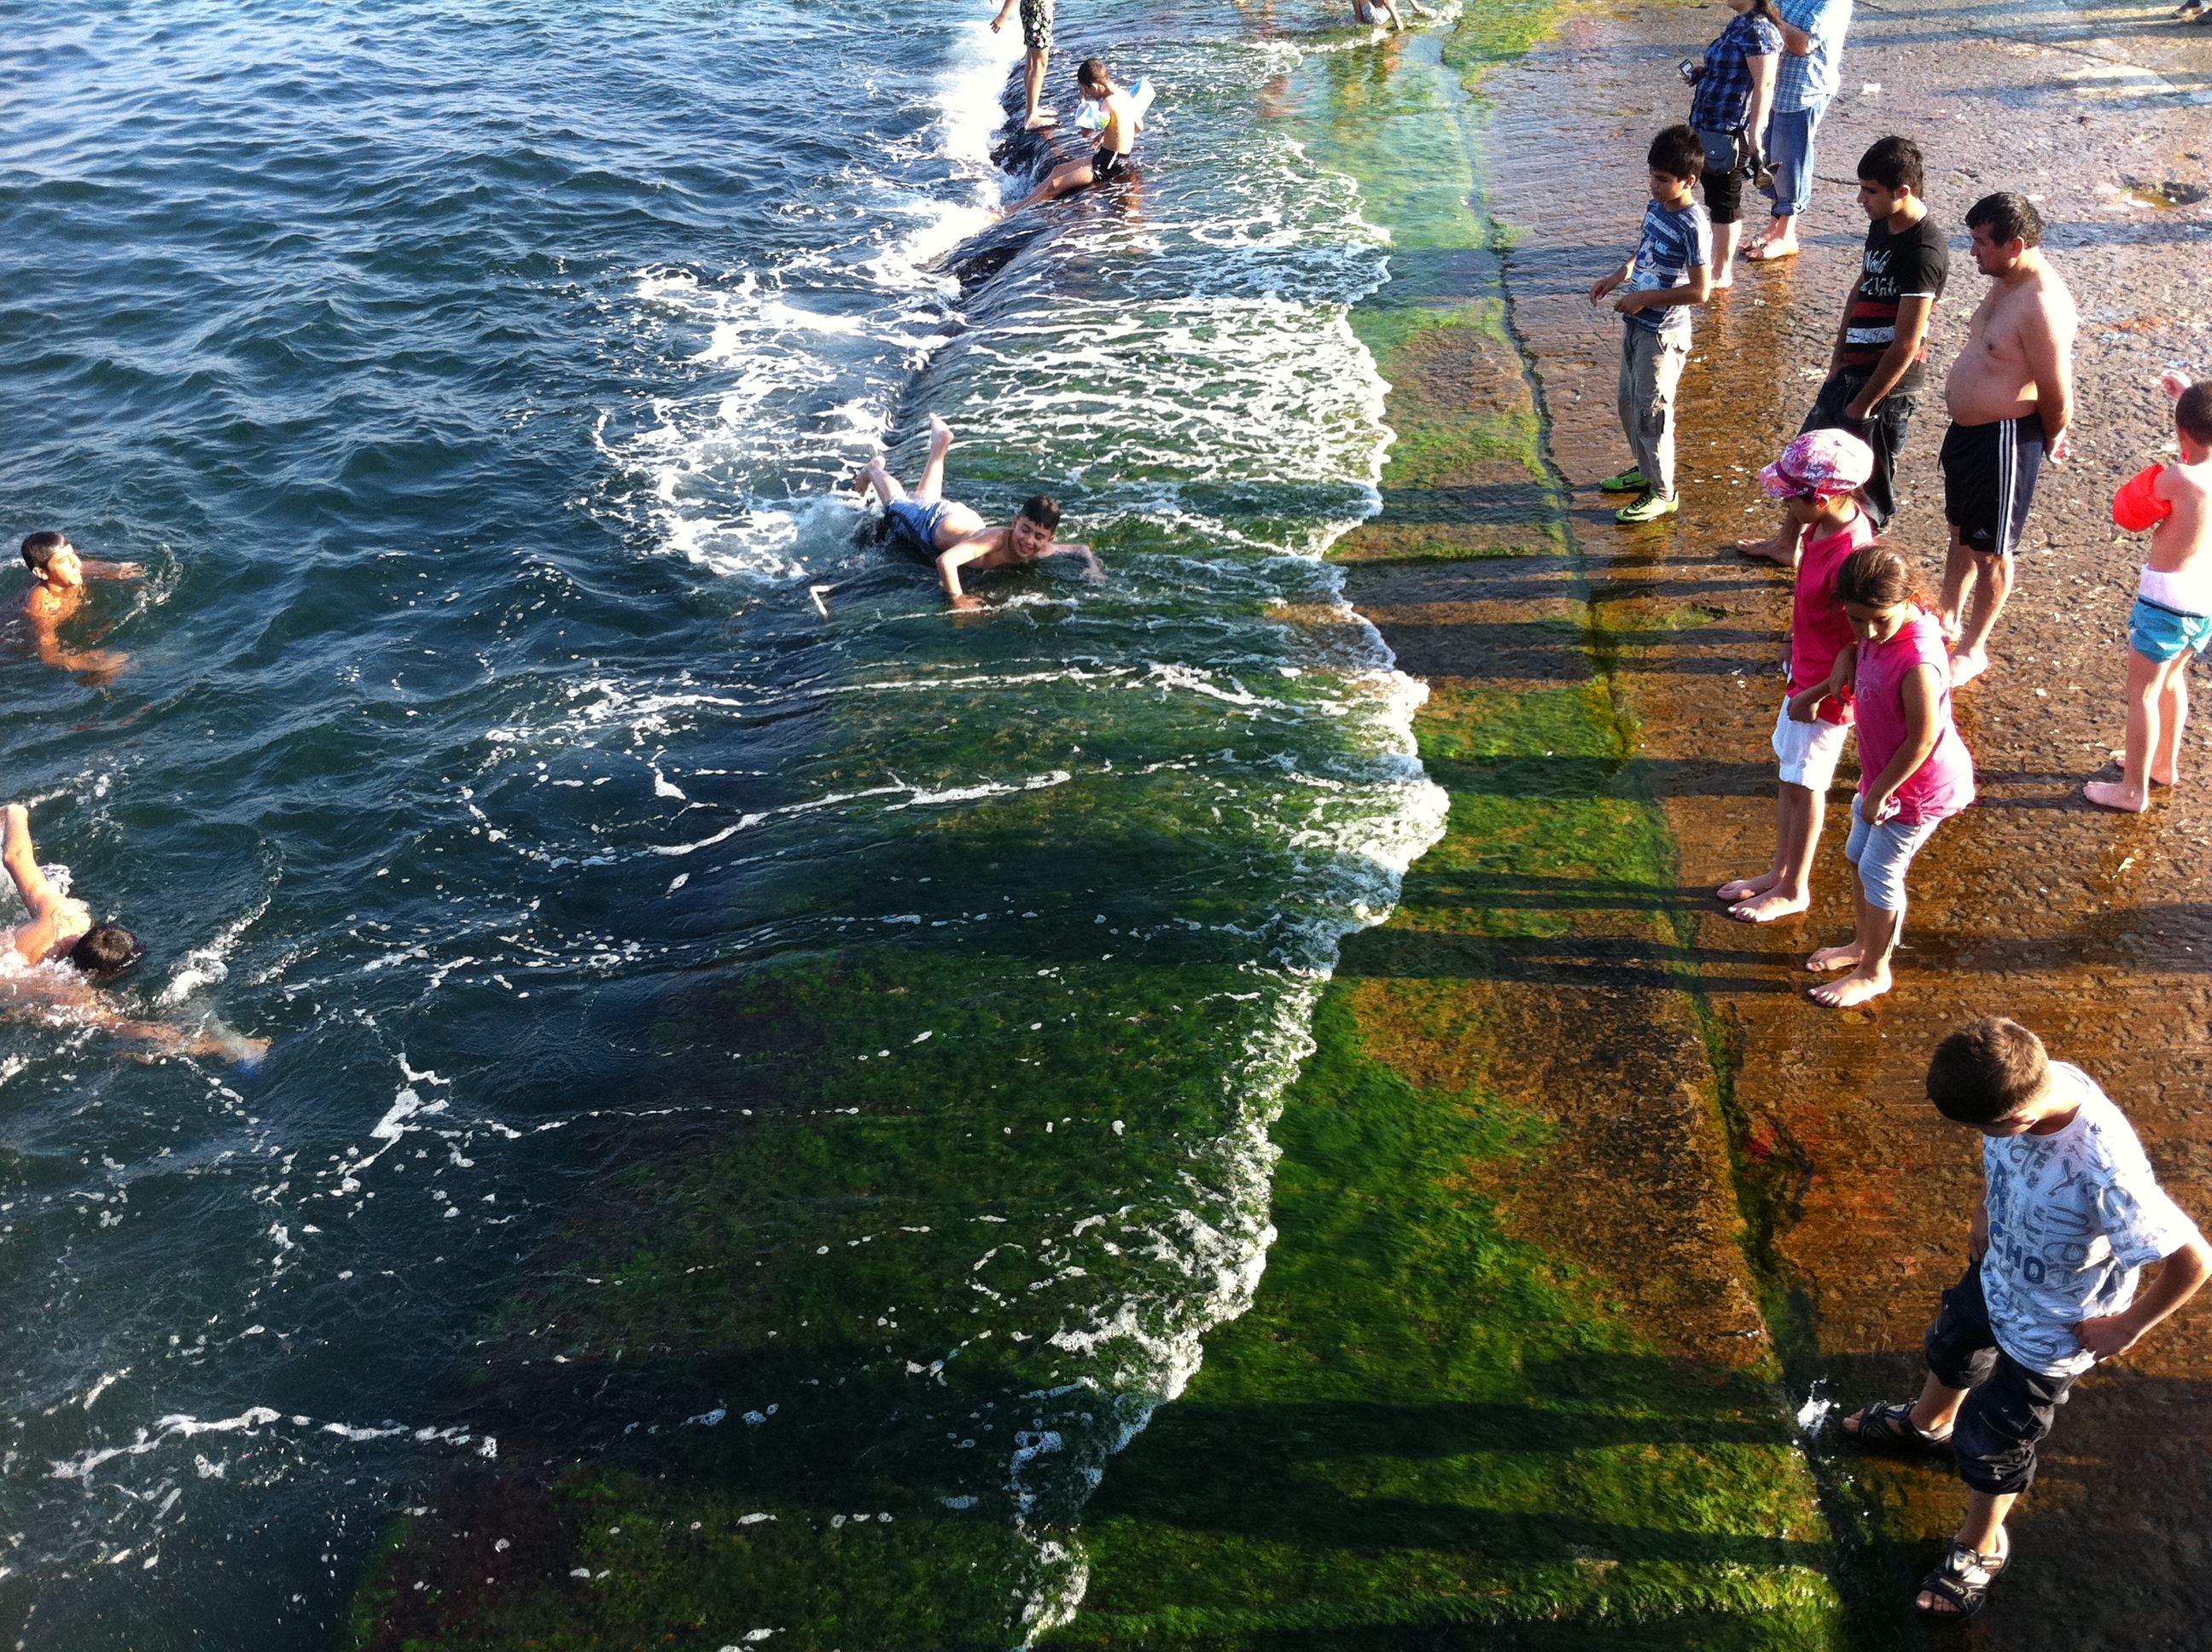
[2113,463,2172,532]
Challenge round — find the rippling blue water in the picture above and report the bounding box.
[0,3,1441,1643]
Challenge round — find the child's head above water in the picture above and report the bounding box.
[1076,58,1113,98]
[1926,1016,2051,1129]
[1010,495,1062,558]
[20,531,80,587]
[1645,125,1703,203]
[68,922,144,978]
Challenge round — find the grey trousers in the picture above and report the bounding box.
[1618,323,1690,497]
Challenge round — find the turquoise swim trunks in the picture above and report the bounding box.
[2128,595,2212,663]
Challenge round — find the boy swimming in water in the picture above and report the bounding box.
[850,414,1100,609]
[19,531,143,683]
[2,801,266,1062]
[2084,371,2212,812]
[994,59,1143,218]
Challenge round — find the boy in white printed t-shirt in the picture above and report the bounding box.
[1841,1019,2209,1622]
[1588,124,1713,525]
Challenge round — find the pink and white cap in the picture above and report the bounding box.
[1760,428,1875,499]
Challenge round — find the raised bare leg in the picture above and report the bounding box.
[915,413,956,503]
[1948,549,2011,686]
[849,457,908,508]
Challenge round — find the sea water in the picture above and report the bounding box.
[0,3,1443,1644]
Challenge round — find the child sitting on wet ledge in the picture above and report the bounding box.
[2084,370,2212,812]
[1789,543,1975,1007]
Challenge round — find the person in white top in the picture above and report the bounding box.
[1838,1019,2209,1622]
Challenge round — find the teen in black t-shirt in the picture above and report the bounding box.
[1738,136,1946,567]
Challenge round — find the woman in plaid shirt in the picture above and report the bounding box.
[1686,0,1784,288]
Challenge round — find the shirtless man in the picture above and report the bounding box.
[995,59,1141,219]
[2,802,265,1062]
[1936,193,2077,688]
[851,414,1100,608]
[20,531,143,683]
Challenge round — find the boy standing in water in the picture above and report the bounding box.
[996,60,1143,218]
[19,531,143,682]
[1589,125,1713,526]
[850,414,1100,608]
[2085,371,2212,811]
[1716,429,1877,922]
[1842,1019,2208,1621]
[989,0,1057,131]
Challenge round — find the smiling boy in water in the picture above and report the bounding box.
[850,414,1101,608]
[2084,371,2212,811]
[19,530,143,683]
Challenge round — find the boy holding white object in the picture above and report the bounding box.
[2085,371,2212,812]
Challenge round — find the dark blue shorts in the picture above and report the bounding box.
[1925,1260,2076,1496]
[883,498,950,563]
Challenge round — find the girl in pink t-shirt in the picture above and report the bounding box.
[1802,545,1976,1007]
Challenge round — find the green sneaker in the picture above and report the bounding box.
[1599,467,1648,493]
[1615,488,1679,524]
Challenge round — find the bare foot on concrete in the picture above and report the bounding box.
[1744,236,1799,261]
[1810,966,1891,1007]
[1948,649,1988,687]
[1731,890,1810,922]
[1024,112,1059,130]
[1717,870,1781,903]
[1735,534,1797,567]
[928,412,955,451]
[2084,779,2151,811]
[1807,941,1864,973]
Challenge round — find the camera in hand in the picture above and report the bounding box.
[1678,57,1704,84]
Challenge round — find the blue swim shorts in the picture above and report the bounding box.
[883,498,951,564]
[2128,595,2212,664]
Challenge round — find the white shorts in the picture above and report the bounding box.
[1772,699,1850,792]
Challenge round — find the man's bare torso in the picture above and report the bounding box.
[1946,262,2076,427]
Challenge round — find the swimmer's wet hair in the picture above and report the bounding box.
[1017,495,1062,532]
[68,923,145,978]
[20,532,70,575]
[2179,381,2212,448]
[1647,124,1704,183]
[1927,1017,2050,1126]
[1966,191,2042,250]
[1857,136,1923,196]
[1076,58,1109,90]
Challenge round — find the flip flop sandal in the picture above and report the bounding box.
[1917,1533,2009,1621]
[1843,1399,1953,1456]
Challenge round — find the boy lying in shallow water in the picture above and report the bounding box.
[849,414,1100,608]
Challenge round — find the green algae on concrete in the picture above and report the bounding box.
[1046,17,1845,1649]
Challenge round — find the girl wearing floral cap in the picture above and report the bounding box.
[1801,542,1976,1007]
[1719,428,1879,923]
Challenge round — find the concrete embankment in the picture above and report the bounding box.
[1063,1,2212,1647]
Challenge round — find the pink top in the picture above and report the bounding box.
[1854,609,1975,823]
[1788,509,1877,725]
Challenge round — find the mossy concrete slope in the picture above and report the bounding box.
[1048,19,1844,1649]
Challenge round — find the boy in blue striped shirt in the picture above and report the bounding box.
[1590,125,1714,523]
